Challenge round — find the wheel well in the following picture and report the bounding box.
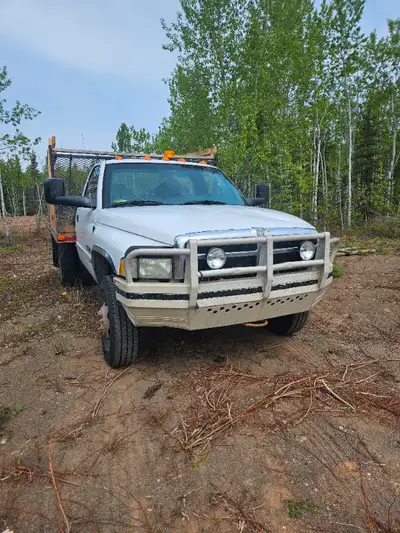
[92,251,114,282]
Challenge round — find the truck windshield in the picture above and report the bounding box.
[102,163,246,208]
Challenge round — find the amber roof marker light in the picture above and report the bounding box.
[163,150,175,160]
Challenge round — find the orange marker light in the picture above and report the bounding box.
[162,157,169,161]
[144,156,152,161]
[164,149,175,159]
[57,235,66,242]
[115,155,123,160]
[200,160,208,165]
[178,158,187,162]
[119,259,125,276]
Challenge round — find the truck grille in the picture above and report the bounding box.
[198,243,257,272]
[197,241,303,279]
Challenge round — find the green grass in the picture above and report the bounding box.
[287,499,317,518]
[332,263,344,278]
[0,407,24,432]
[54,342,67,356]
[0,407,24,418]
[0,245,22,255]
[0,275,28,295]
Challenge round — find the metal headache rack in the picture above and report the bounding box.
[47,137,218,196]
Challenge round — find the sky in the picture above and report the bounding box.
[1,0,398,162]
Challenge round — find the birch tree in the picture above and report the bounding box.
[0,66,41,245]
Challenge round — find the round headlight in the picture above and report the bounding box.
[206,247,226,269]
[300,241,316,261]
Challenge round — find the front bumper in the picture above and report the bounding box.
[114,232,340,330]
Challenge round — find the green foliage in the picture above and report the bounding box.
[287,499,317,518]
[0,66,40,156]
[115,2,400,230]
[332,263,344,277]
[0,67,42,234]
[0,406,24,422]
[112,123,154,153]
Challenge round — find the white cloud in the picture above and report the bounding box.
[0,0,178,80]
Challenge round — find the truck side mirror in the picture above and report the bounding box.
[247,197,266,206]
[255,183,269,206]
[44,178,96,209]
[55,196,96,208]
[44,178,65,204]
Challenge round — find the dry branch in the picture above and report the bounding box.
[91,366,135,419]
[214,487,272,533]
[168,358,398,452]
[337,248,376,256]
[48,432,71,533]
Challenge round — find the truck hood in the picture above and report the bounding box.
[97,205,316,246]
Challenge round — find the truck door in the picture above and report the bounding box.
[75,165,100,276]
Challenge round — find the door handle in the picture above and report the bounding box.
[77,215,80,222]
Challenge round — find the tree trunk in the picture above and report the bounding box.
[337,145,344,230]
[0,172,12,247]
[36,183,43,229]
[0,172,7,218]
[387,91,397,210]
[312,121,321,225]
[345,79,353,228]
[10,185,18,217]
[321,149,328,230]
[22,189,27,216]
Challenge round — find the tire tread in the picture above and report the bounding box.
[100,276,139,367]
[267,311,309,336]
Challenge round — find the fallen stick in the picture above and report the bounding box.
[48,432,71,533]
[359,470,374,533]
[320,379,356,411]
[91,366,134,419]
[337,248,376,256]
[294,391,313,426]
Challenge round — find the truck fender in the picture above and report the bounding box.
[92,245,117,281]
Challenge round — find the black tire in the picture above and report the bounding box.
[99,276,140,368]
[51,237,59,267]
[267,311,309,336]
[58,243,79,286]
[78,261,95,286]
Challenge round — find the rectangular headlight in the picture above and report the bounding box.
[138,258,172,280]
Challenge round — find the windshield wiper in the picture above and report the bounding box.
[111,200,165,207]
[183,200,227,205]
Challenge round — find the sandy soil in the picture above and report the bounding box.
[0,217,399,533]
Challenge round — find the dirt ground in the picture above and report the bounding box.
[0,217,399,533]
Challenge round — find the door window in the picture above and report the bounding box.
[84,166,100,200]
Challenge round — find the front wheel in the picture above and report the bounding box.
[99,276,140,367]
[267,311,309,336]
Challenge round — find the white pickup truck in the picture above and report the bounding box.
[44,141,340,368]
